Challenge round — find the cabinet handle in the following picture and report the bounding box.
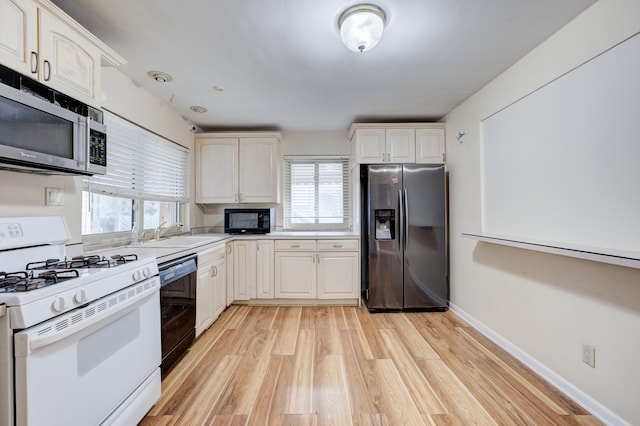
[213,266,218,277]
[442,152,446,162]
[30,51,38,74]
[317,254,320,263]
[333,244,343,248]
[290,244,300,248]
[43,60,51,81]
[313,255,315,264]
[226,245,232,254]
[387,153,390,162]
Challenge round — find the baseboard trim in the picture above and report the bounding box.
[449,303,628,426]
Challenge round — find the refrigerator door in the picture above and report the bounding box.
[366,165,403,310]
[402,164,447,309]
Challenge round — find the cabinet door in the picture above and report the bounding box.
[212,255,226,318]
[233,240,256,300]
[195,138,238,203]
[256,240,274,299]
[239,137,278,203]
[317,252,359,299]
[38,8,101,106]
[354,129,386,164]
[275,252,316,299]
[386,129,415,163]
[225,243,234,306]
[416,128,445,164]
[196,261,214,337]
[0,0,38,76]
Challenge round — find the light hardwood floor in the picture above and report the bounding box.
[141,305,602,425]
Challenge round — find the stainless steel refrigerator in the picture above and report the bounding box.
[361,164,448,311]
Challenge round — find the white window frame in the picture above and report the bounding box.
[283,156,349,231]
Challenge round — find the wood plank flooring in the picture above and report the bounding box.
[140,305,602,425]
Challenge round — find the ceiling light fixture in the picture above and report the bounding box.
[147,71,173,83]
[338,4,386,53]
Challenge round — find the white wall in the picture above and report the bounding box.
[0,67,201,243]
[445,0,640,424]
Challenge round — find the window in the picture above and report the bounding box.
[284,157,349,230]
[82,111,188,239]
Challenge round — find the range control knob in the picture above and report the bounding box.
[143,267,152,277]
[74,289,87,304]
[51,297,66,313]
[132,270,142,281]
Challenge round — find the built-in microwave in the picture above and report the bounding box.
[0,64,107,175]
[224,208,275,234]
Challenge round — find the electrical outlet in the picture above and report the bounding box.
[582,344,596,368]
[45,187,64,206]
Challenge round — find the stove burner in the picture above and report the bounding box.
[0,269,79,293]
[25,254,139,270]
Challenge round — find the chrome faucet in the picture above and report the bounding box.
[155,221,183,240]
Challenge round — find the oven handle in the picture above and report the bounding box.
[15,278,159,357]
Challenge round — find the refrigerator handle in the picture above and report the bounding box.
[398,189,403,251]
[404,188,409,252]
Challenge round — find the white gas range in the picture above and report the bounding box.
[0,216,161,426]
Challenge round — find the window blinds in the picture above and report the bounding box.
[83,111,189,203]
[284,157,349,229]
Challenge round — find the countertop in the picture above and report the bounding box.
[82,231,360,264]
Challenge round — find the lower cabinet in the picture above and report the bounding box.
[232,239,274,300]
[196,244,226,337]
[275,239,359,300]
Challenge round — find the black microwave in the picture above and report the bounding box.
[224,208,275,234]
[0,64,107,175]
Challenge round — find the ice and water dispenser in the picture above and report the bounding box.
[374,209,395,240]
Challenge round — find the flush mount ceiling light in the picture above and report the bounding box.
[338,4,386,53]
[147,71,173,83]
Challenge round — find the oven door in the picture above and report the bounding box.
[13,279,161,426]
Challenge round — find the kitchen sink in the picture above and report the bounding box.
[137,235,228,248]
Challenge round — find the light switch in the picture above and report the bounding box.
[45,187,64,206]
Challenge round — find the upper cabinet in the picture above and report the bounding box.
[0,0,125,107]
[195,132,282,204]
[349,123,445,164]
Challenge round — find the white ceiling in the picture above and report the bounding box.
[51,0,596,132]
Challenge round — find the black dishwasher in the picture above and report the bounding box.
[158,254,197,377]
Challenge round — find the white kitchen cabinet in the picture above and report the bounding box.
[231,239,274,301]
[195,138,238,204]
[0,0,37,76]
[275,251,317,299]
[316,239,359,299]
[350,123,445,165]
[351,128,414,164]
[196,245,226,337]
[385,128,415,163]
[352,128,386,163]
[212,252,226,318]
[274,239,358,300]
[416,128,446,164]
[232,240,256,301]
[0,0,124,107]
[256,239,274,299]
[195,133,281,204]
[225,242,234,307]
